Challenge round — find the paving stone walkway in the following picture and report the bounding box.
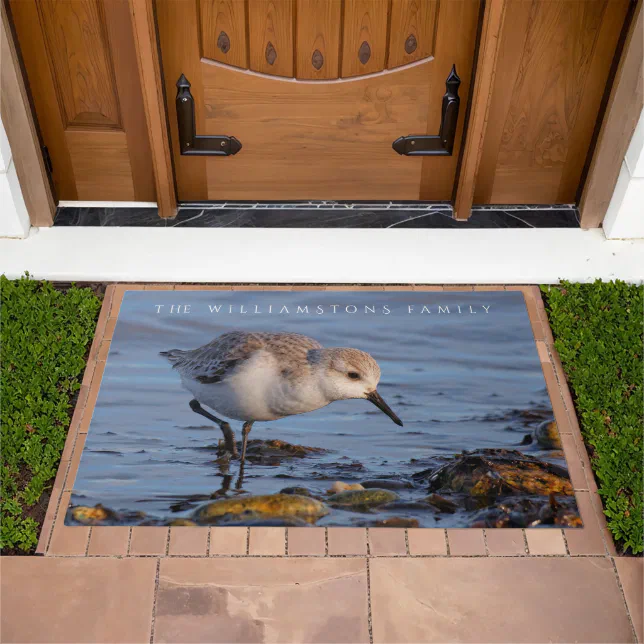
[1,285,641,644]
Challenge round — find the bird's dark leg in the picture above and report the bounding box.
[235,421,254,491]
[240,421,253,464]
[189,399,238,457]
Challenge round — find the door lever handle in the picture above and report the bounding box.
[392,65,461,157]
[175,74,242,156]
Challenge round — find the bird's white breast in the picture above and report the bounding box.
[182,350,329,422]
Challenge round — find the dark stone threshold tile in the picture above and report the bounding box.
[54,203,580,229]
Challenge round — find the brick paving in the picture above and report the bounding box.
[2,285,641,643]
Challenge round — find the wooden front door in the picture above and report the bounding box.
[157,0,480,201]
[8,0,155,202]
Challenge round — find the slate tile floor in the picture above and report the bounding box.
[53,203,581,228]
[2,284,641,644]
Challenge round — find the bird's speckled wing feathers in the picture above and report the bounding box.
[160,331,323,384]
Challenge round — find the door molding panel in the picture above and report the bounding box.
[36,0,122,129]
[198,0,440,80]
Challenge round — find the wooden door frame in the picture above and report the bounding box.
[128,0,176,218]
[578,0,643,228]
[1,1,56,227]
[4,0,641,225]
[452,0,508,220]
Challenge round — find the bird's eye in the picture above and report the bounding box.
[347,372,360,380]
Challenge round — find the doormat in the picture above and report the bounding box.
[67,289,581,529]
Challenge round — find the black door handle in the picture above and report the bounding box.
[175,74,242,156]
[392,65,461,156]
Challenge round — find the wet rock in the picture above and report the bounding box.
[470,494,581,528]
[167,518,197,526]
[194,494,329,524]
[426,448,573,501]
[361,479,414,490]
[536,492,583,527]
[327,481,365,494]
[423,493,458,514]
[219,439,326,465]
[520,434,533,446]
[279,486,314,497]
[534,420,562,450]
[70,504,117,525]
[371,517,420,528]
[327,488,399,509]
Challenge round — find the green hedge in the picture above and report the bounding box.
[1,276,101,552]
[542,280,643,554]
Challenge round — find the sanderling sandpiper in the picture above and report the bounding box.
[161,331,403,464]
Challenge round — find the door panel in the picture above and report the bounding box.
[37,0,121,128]
[248,0,295,77]
[201,0,248,69]
[202,59,432,200]
[388,0,439,69]
[341,0,390,77]
[65,130,135,199]
[158,0,480,201]
[475,0,630,204]
[9,0,154,201]
[295,0,342,80]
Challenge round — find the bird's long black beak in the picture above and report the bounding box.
[366,390,403,426]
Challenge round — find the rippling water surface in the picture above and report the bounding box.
[70,291,572,527]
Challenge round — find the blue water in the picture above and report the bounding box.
[70,290,571,527]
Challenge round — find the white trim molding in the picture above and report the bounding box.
[0,118,30,238]
[0,227,642,284]
[603,108,644,240]
[57,201,158,209]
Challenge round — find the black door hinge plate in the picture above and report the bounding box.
[393,65,461,157]
[176,74,242,156]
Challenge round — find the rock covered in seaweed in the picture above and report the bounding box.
[423,493,458,514]
[69,504,117,525]
[218,439,326,465]
[194,493,328,524]
[327,488,399,508]
[534,420,562,450]
[470,493,582,528]
[424,448,573,500]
